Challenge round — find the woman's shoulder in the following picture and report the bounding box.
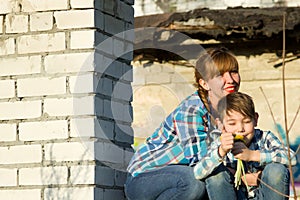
[181,91,203,106]
[173,91,207,115]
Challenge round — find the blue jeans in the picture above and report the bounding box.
[252,163,290,200]
[205,164,246,200]
[205,163,290,200]
[125,165,207,200]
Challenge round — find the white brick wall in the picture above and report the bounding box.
[0,168,17,186]
[69,73,96,94]
[30,12,53,31]
[70,165,116,186]
[0,100,42,120]
[44,187,97,200]
[17,32,66,54]
[0,189,41,200]
[44,96,95,116]
[0,79,15,98]
[54,9,95,29]
[0,0,16,14]
[19,120,68,141]
[44,142,94,161]
[0,56,41,76]
[5,14,28,33]
[19,166,68,185]
[70,0,94,8]
[22,0,68,12]
[0,144,42,164]
[44,52,94,73]
[0,123,16,141]
[0,0,134,199]
[70,117,114,140]
[70,117,95,138]
[70,30,95,49]
[0,38,15,55]
[70,165,96,184]
[17,76,66,97]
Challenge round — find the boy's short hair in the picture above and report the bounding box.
[218,92,256,121]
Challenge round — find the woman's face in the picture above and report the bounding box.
[206,71,240,101]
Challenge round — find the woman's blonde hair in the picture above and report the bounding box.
[194,47,239,111]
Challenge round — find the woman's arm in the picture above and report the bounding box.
[173,105,208,164]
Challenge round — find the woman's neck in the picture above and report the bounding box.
[210,106,219,119]
[208,95,220,119]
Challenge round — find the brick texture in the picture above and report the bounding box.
[0,38,15,55]
[17,32,66,54]
[0,101,42,120]
[19,120,68,141]
[5,14,28,33]
[19,166,68,185]
[0,145,42,164]
[30,12,53,31]
[0,56,41,76]
[0,0,134,199]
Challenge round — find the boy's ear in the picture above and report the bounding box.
[254,112,259,126]
[199,79,210,91]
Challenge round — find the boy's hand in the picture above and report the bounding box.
[241,171,262,186]
[231,141,248,159]
[219,130,234,157]
[232,142,260,162]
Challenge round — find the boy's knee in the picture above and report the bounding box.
[262,163,289,184]
[205,170,231,187]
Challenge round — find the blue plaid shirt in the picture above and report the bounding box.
[194,129,297,180]
[127,91,211,177]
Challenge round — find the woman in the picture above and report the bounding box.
[125,47,241,200]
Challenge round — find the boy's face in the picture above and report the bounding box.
[222,110,257,146]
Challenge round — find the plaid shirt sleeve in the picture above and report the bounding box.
[193,129,223,179]
[173,104,209,165]
[258,130,297,166]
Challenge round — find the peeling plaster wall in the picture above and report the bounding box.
[134,0,300,16]
[132,54,300,145]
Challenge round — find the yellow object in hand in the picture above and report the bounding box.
[233,134,248,190]
[233,134,244,142]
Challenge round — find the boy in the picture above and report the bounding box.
[194,92,297,199]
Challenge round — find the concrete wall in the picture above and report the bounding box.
[134,0,300,16]
[0,0,134,199]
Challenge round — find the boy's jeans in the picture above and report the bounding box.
[125,165,207,200]
[205,163,290,200]
[252,163,290,200]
